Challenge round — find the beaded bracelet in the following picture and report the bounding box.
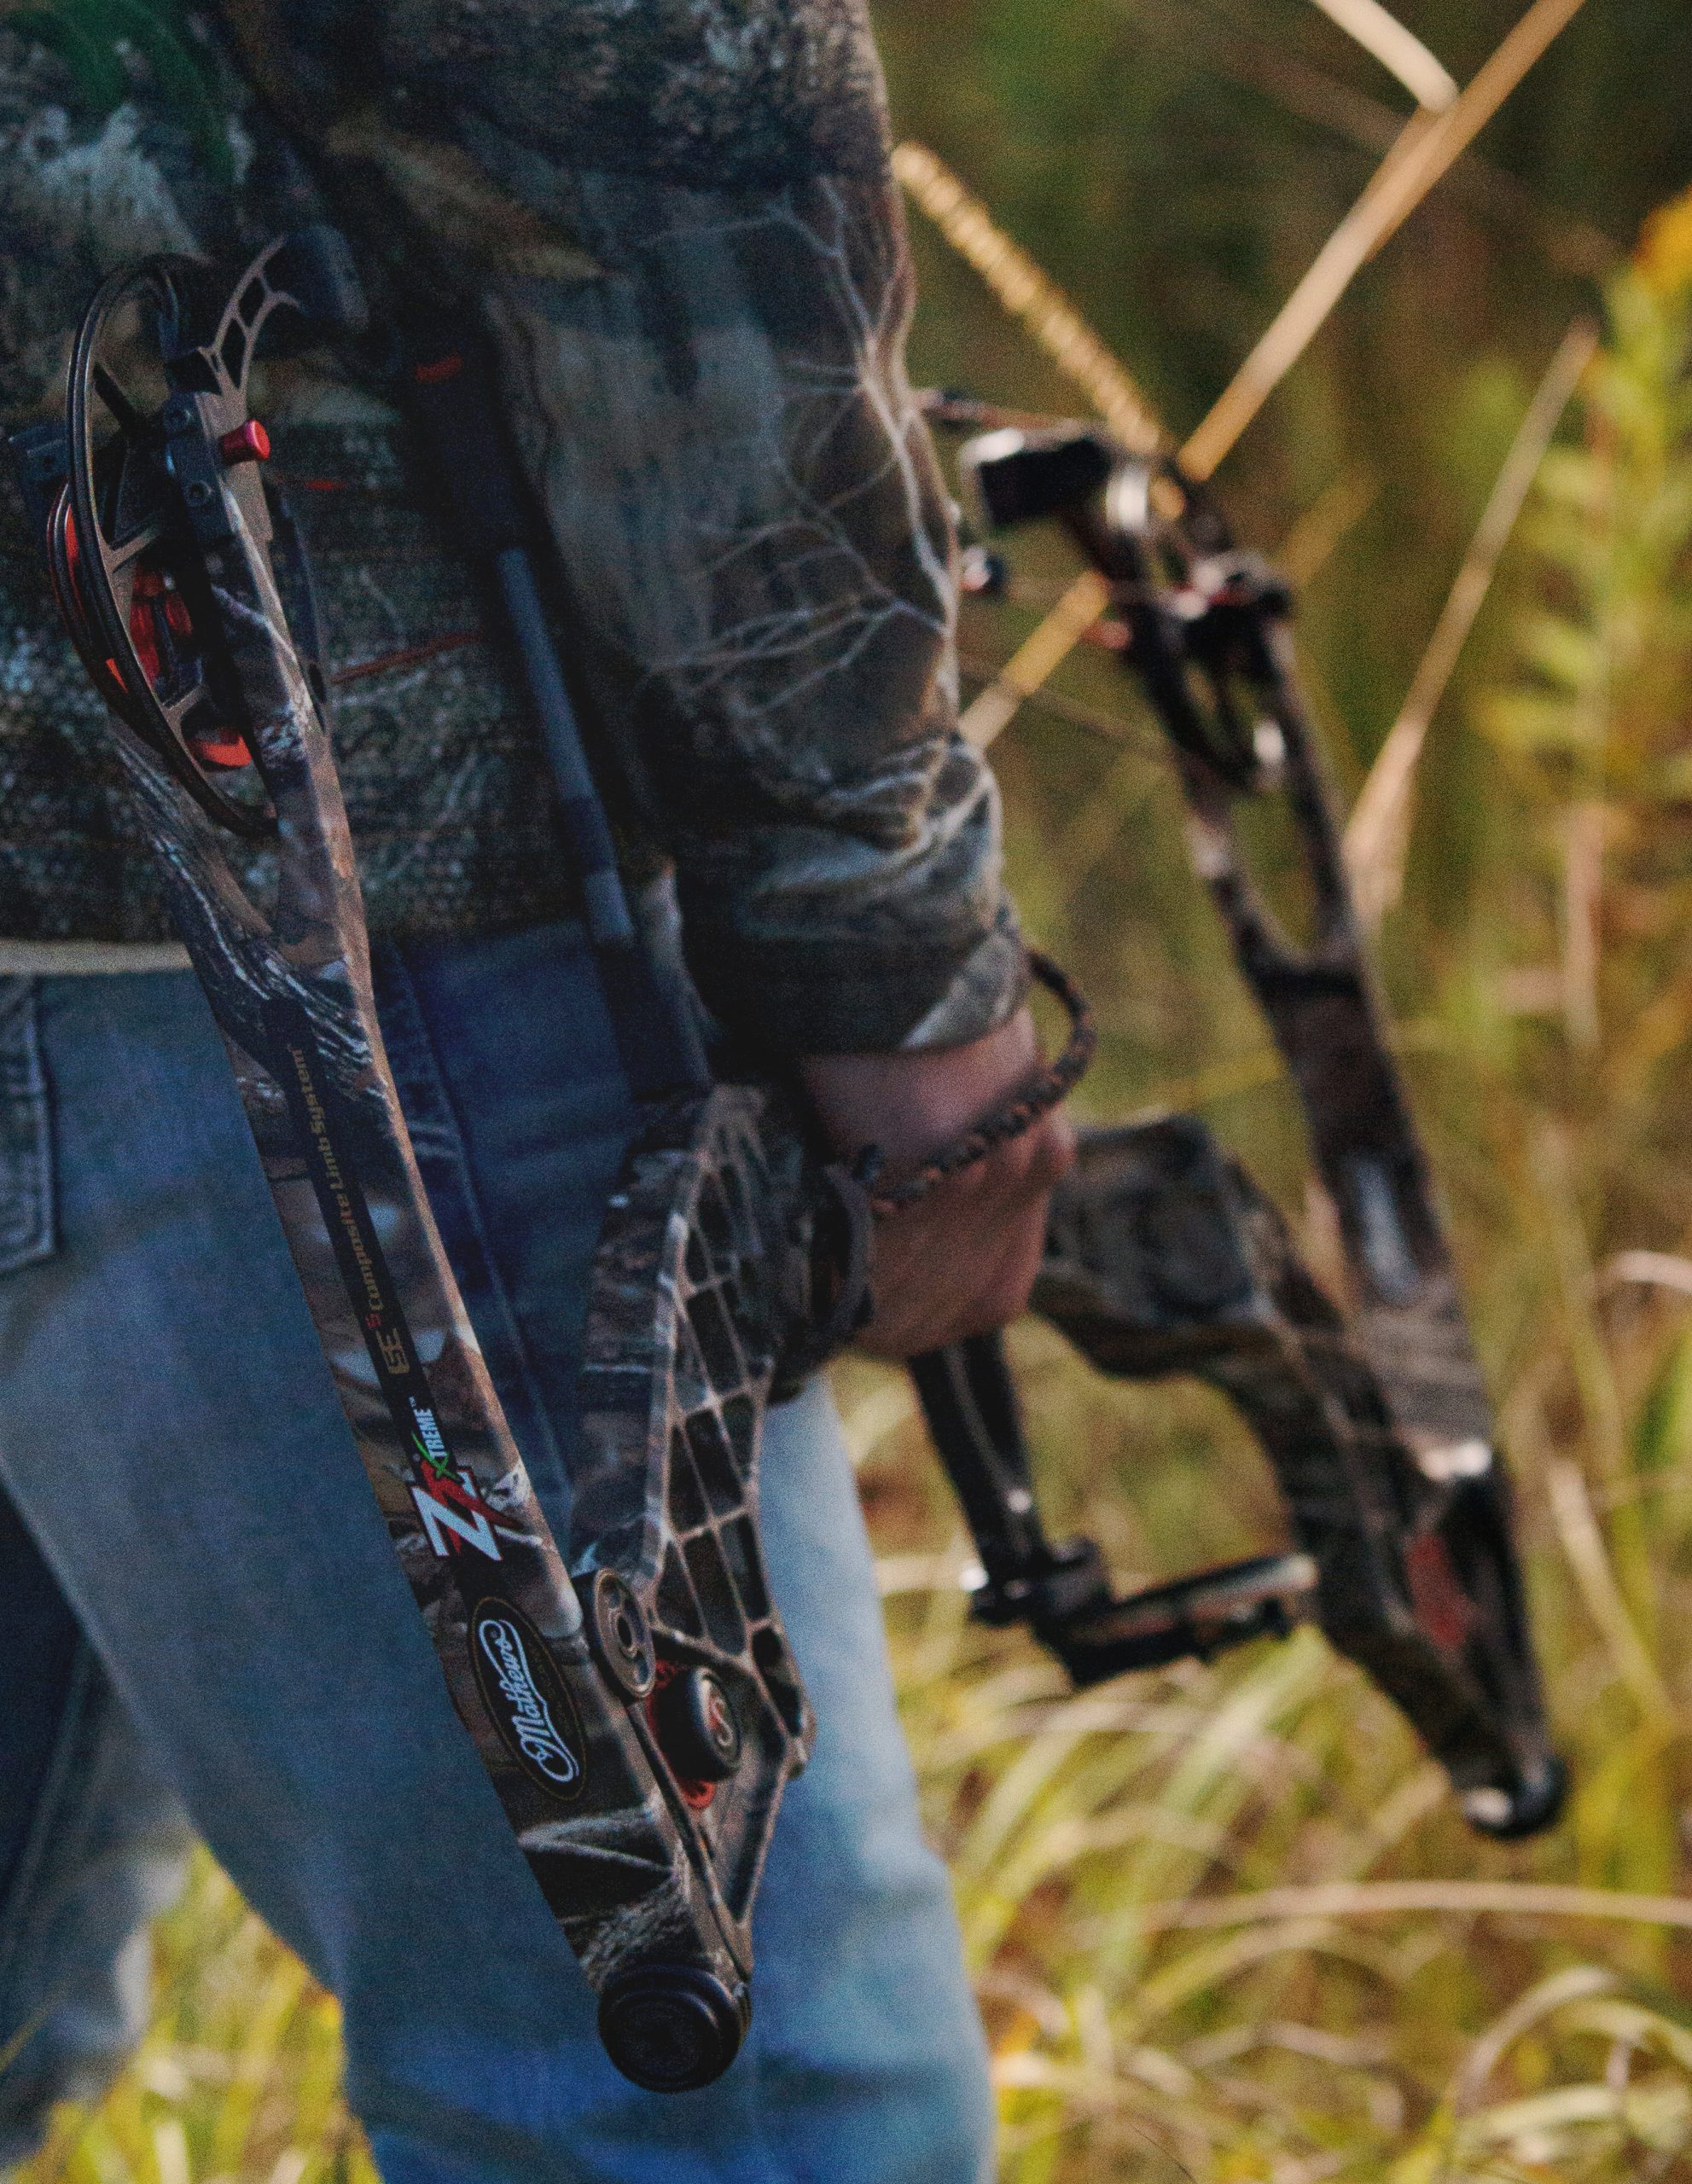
[863,952,1096,1218]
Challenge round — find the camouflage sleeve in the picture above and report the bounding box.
[218,0,1028,1055]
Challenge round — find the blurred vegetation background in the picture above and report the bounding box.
[20,3,1692,2181]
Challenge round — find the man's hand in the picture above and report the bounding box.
[799,1008,1076,1360]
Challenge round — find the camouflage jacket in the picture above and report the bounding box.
[0,2,1025,1055]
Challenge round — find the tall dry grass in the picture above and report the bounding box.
[15,1858,374,2184]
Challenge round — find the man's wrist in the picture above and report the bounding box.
[796,1008,1042,1167]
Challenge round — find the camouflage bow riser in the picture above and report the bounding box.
[573,1078,823,1927]
[1038,1115,1549,1820]
[6,238,825,2092]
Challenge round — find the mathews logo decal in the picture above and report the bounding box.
[471,1603,586,1800]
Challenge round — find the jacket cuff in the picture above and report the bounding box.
[684,897,1030,1058]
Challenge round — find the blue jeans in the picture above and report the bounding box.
[0,924,994,2183]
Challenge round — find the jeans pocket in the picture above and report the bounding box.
[0,982,54,1275]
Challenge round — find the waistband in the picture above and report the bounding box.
[0,942,192,976]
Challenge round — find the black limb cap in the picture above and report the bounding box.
[1460,1754,1568,1841]
[597,1965,750,2093]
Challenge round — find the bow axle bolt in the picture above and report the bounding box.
[653,1668,742,1784]
[588,1570,657,1700]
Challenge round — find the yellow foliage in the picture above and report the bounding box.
[1634,184,1692,293]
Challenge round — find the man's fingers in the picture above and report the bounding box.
[1020,1106,1077,1195]
[851,1110,1073,1358]
[798,1008,1080,1361]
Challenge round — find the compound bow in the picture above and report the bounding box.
[909,411,1566,1838]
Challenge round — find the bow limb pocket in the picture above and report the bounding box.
[0,981,54,1276]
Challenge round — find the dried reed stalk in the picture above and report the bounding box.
[1304,0,1457,110]
[1136,1879,1692,1932]
[892,142,1163,457]
[1182,0,1596,478]
[1343,318,1598,928]
[904,0,1594,748]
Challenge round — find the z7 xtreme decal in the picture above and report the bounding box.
[266,996,503,1564]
